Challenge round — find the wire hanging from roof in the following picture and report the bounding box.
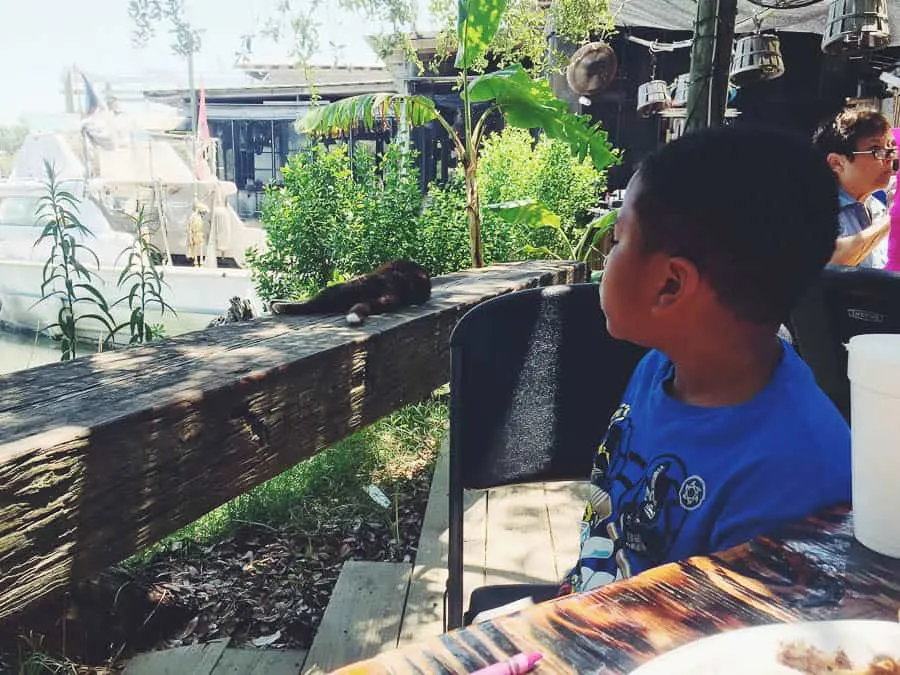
[624,8,778,51]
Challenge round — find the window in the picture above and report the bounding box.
[0,196,40,227]
[274,120,303,183]
[208,119,235,181]
[234,120,276,190]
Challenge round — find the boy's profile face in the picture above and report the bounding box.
[600,173,670,345]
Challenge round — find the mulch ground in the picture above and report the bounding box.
[2,471,433,670]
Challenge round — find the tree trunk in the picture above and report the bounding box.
[464,160,484,268]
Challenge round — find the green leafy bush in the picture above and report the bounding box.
[246,145,359,300]
[479,127,606,257]
[341,143,426,276]
[247,129,611,302]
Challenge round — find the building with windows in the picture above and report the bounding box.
[144,64,401,220]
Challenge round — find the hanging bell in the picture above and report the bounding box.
[637,80,672,117]
[822,0,891,54]
[730,34,785,87]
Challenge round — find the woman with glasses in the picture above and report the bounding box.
[812,109,896,268]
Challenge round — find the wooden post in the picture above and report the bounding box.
[685,0,738,132]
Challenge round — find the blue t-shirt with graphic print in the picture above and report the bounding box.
[566,342,850,593]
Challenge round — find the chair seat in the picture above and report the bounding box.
[463,583,561,626]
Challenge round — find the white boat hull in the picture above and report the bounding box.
[0,259,260,342]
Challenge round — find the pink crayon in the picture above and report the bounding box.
[883,128,900,271]
[471,652,543,675]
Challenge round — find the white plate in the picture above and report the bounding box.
[629,620,900,674]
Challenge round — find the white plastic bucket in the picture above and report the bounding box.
[847,334,900,557]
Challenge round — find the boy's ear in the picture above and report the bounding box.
[652,256,700,312]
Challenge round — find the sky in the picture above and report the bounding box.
[0,0,437,125]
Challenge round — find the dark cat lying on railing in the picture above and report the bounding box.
[270,259,431,325]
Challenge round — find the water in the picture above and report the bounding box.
[0,330,70,374]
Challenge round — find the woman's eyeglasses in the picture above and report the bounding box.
[852,147,899,161]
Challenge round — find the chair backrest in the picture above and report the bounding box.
[790,265,900,422]
[445,283,647,628]
[449,283,648,490]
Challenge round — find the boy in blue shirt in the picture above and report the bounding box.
[564,127,851,593]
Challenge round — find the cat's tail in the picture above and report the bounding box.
[269,298,321,315]
[270,297,370,326]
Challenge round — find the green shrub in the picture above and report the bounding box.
[416,173,471,276]
[247,145,359,301]
[247,129,611,301]
[478,127,607,259]
[341,143,426,276]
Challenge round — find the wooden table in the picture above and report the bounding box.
[334,507,900,674]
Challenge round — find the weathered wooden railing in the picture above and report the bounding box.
[0,260,586,622]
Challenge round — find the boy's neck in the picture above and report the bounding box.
[664,328,783,408]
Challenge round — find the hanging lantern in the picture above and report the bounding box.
[637,80,671,117]
[822,0,891,55]
[671,73,691,107]
[669,73,739,108]
[730,33,786,87]
[566,42,618,96]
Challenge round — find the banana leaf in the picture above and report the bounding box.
[455,0,508,69]
[300,94,439,136]
[485,199,561,229]
[468,65,618,171]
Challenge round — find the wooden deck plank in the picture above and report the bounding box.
[398,437,449,646]
[301,561,412,675]
[483,484,558,588]
[210,648,307,675]
[544,481,591,581]
[123,638,230,675]
[0,261,585,621]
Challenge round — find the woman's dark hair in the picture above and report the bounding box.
[633,125,839,325]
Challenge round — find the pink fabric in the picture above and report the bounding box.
[883,128,900,270]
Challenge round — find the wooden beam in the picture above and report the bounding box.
[685,0,738,132]
[0,260,586,622]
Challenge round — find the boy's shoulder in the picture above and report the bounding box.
[627,343,848,446]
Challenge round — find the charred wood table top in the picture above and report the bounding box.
[336,507,900,675]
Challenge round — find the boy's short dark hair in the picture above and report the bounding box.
[812,109,890,158]
[632,126,838,326]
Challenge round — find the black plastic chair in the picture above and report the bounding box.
[446,283,648,629]
[790,265,900,423]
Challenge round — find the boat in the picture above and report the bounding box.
[0,110,267,342]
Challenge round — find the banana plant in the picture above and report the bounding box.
[486,199,617,263]
[298,0,618,268]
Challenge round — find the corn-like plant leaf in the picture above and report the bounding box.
[71,258,96,281]
[299,94,439,137]
[468,65,618,171]
[74,283,111,310]
[74,243,101,268]
[485,199,562,230]
[117,265,138,286]
[455,0,508,69]
[74,312,117,333]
